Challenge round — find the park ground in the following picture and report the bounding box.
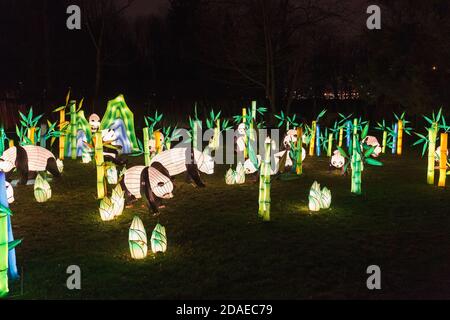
[7,148,450,299]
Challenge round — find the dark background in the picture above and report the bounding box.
[0,0,449,128]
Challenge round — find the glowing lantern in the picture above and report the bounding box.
[82,147,92,164]
[111,184,125,217]
[235,162,245,184]
[308,181,322,212]
[361,136,382,158]
[225,168,235,185]
[106,166,118,185]
[34,174,51,203]
[56,159,64,173]
[151,223,167,254]
[129,216,148,259]
[438,133,448,187]
[99,197,115,221]
[331,150,345,168]
[320,187,332,209]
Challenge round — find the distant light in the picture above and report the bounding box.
[432,65,437,71]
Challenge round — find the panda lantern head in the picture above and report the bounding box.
[89,114,101,133]
[0,158,15,173]
[101,128,118,144]
[331,150,345,169]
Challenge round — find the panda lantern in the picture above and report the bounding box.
[0,145,61,185]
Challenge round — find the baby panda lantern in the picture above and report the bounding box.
[308,181,332,212]
[151,223,167,254]
[331,150,345,169]
[34,174,52,203]
[129,216,148,259]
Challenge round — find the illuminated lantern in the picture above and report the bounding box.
[82,147,92,164]
[308,181,321,212]
[1,173,11,297]
[309,121,316,156]
[225,168,236,185]
[5,182,14,204]
[151,223,167,254]
[94,132,106,199]
[89,114,101,134]
[34,174,51,203]
[143,127,150,166]
[331,150,345,168]
[361,136,381,158]
[320,187,332,209]
[99,197,115,221]
[258,137,271,221]
[235,162,245,184]
[154,131,164,154]
[129,216,148,259]
[111,184,125,217]
[438,133,448,187]
[106,166,118,185]
[56,159,64,173]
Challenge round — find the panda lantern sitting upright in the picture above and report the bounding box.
[0,145,62,184]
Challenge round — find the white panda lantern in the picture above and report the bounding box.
[235,123,246,153]
[89,114,101,134]
[331,150,345,169]
[361,136,381,158]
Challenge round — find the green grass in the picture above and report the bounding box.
[6,149,450,299]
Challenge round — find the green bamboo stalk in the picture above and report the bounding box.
[70,101,77,159]
[327,133,333,157]
[382,131,387,153]
[351,129,362,195]
[143,127,150,166]
[0,173,10,297]
[95,132,105,199]
[296,127,303,175]
[258,138,271,221]
[427,123,438,185]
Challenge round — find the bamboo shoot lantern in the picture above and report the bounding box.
[34,174,51,203]
[151,223,167,254]
[56,159,64,173]
[99,197,115,221]
[111,184,125,217]
[320,187,332,209]
[308,181,322,212]
[225,168,235,185]
[235,162,245,184]
[106,165,118,185]
[129,216,148,259]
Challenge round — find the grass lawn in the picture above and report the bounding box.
[7,149,450,299]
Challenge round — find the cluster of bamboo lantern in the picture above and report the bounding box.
[128,217,167,260]
[308,181,331,212]
[99,184,124,221]
[225,162,245,185]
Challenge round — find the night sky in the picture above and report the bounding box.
[120,0,169,17]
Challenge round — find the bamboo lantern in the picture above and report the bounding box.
[94,132,106,199]
[235,162,245,184]
[34,174,52,203]
[111,184,125,217]
[28,127,36,145]
[391,123,398,154]
[309,121,316,156]
[438,132,448,187]
[397,120,403,155]
[382,131,387,153]
[308,181,321,212]
[143,128,150,166]
[346,121,351,148]
[241,108,248,160]
[59,108,65,160]
[212,119,220,150]
[39,123,47,148]
[0,172,11,297]
[106,165,118,185]
[129,216,148,259]
[320,187,332,209]
[192,120,202,151]
[225,168,236,185]
[3,180,19,281]
[296,127,303,175]
[69,101,77,159]
[151,223,167,254]
[154,131,163,154]
[82,147,92,164]
[315,124,321,156]
[258,137,271,221]
[351,119,362,195]
[427,123,438,185]
[8,140,14,148]
[327,133,333,157]
[338,127,343,147]
[99,197,115,221]
[249,101,256,141]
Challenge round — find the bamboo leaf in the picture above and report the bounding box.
[365,158,383,166]
[8,239,22,251]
